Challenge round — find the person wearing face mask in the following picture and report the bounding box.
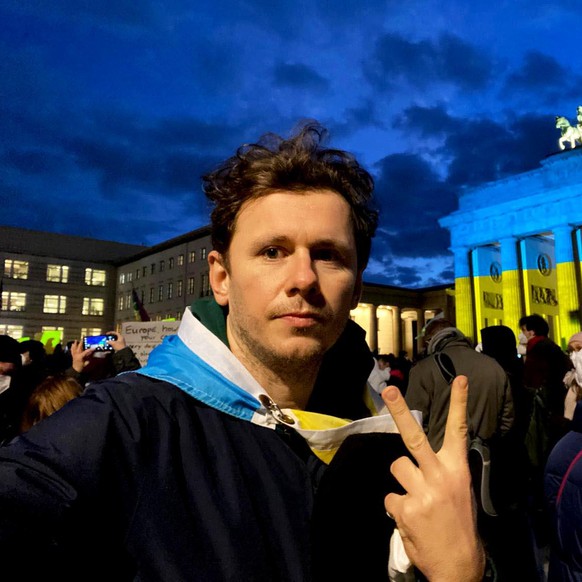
[563,332,582,421]
[0,335,24,444]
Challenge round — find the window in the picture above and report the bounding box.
[81,327,102,338]
[151,263,155,275]
[2,292,26,311]
[159,260,165,272]
[119,273,126,285]
[43,295,67,314]
[169,257,174,269]
[82,297,104,316]
[158,285,163,301]
[188,277,195,295]
[126,292,132,309]
[47,264,69,283]
[149,288,155,303]
[4,259,28,279]
[178,254,184,266]
[201,247,207,261]
[41,326,64,339]
[201,273,210,297]
[143,266,147,277]
[136,269,140,280]
[0,324,23,339]
[189,251,196,263]
[167,282,173,299]
[118,295,124,310]
[127,271,133,282]
[85,269,106,286]
[177,280,183,297]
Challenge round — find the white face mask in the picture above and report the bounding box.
[0,375,11,395]
[518,332,528,345]
[571,350,582,386]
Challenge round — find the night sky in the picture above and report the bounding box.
[2,1,581,288]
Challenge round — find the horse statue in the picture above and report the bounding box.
[556,114,582,150]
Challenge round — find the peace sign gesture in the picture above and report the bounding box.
[383,376,485,582]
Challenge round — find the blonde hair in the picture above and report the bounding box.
[20,375,82,432]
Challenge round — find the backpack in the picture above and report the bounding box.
[434,352,498,517]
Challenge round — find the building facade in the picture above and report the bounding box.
[440,148,582,349]
[0,226,145,342]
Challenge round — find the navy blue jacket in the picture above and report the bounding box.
[545,401,582,581]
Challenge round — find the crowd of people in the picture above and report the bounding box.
[0,121,580,580]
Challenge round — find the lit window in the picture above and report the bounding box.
[127,272,133,282]
[189,251,196,263]
[149,288,155,303]
[167,282,173,299]
[177,280,183,297]
[160,260,165,272]
[120,273,126,284]
[169,257,175,269]
[201,247,207,260]
[126,292,131,309]
[85,269,106,286]
[81,327,102,338]
[178,254,184,266]
[158,285,163,301]
[136,269,140,280]
[82,297,104,316]
[43,295,67,314]
[188,277,195,294]
[4,259,28,279]
[0,324,23,339]
[47,264,69,283]
[118,295,124,310]
[2,292,26,311]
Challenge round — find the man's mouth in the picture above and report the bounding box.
[276,312,324,327]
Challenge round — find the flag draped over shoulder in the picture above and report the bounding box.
[132,288,150,322]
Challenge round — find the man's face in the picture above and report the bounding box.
[520,326,535,341]
[209,189,362,373]
[0,362,15,376]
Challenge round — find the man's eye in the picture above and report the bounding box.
[313,249,338,262]
[263,247,281,259]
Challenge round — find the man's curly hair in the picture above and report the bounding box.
[202,121,378,270]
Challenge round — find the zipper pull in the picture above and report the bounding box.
[258,394,296,425]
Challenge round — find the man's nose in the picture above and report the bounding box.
[285,251,319,296]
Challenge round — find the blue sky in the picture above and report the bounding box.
[2,1,581,287]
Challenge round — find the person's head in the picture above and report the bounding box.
[377,354,391,370]
[205,123,378,387]
[568,332,582,353]
[20,375,82,432]
[203,121,378,272]
[19,339,46,366]
[519,314,549,340]
[423,318,456,346]
[480,325,518,370]
[0,335,22,377]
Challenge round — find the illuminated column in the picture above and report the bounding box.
[368,305,378,353]
[554,225,581,347]
[392,306,401,355]
[452,246,474,339]
[415,308,425,355]
[499,237,523,333]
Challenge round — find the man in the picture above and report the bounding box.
[406,318,514,452]
[0,123,483,581]
[0,335,24,443]
[519,313,571,459]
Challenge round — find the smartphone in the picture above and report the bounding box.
[83,334,117,351]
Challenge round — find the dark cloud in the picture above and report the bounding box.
[365,32,493,91]
[392,104,457,138]
[501,51,581,105]
[273,63,330,92]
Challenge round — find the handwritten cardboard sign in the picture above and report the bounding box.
[121,321,180,365]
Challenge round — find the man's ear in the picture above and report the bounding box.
[209,250,230,306]
[350,270,363,310]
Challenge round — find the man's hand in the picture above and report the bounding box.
[382,376,485,582]
[105,331,126,352]
[70,340,94,373]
